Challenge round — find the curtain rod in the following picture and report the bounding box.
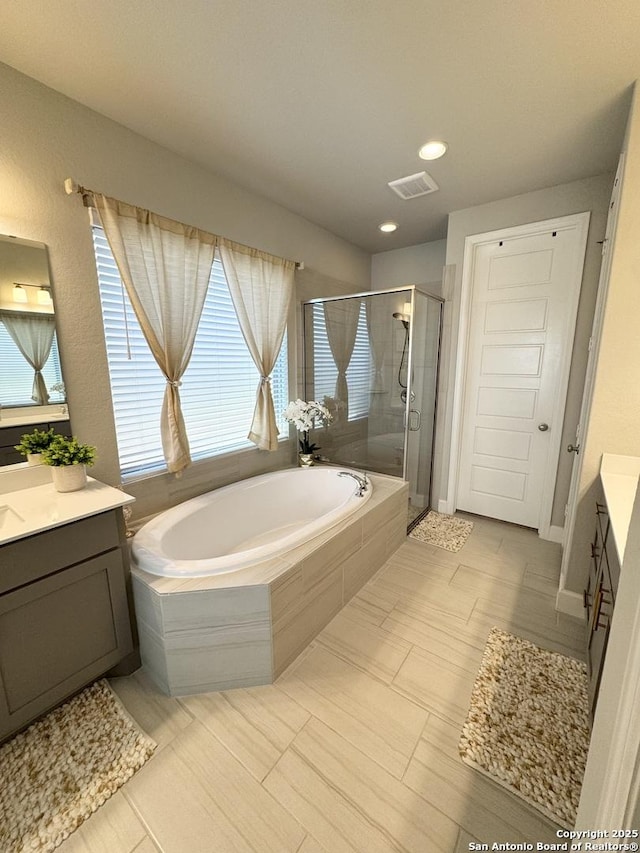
[63,178,305,270]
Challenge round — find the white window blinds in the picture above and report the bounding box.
[93,225,289,479]
[0,321,63,407]
[312,302,372,419]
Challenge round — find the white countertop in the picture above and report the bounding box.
[0,464,135,545]
[600,453,640,564]
[0,411,69,429]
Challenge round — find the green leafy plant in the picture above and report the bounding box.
[14,427,57,456]
[41,435,97,467]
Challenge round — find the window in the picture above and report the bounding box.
[93,225,289,479]
[0,321,63,407]
[311,302,372,419]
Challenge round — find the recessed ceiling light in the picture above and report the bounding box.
[418,140,448,161]
[379,221,398,233]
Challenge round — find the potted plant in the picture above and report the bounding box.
[41,435,97,492]
[282,399,333,467]
[14,427,57,466]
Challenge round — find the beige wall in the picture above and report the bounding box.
[0,63,369,517]
[371,240,447,293]
[565,88,640,593]
[435,173,613,525]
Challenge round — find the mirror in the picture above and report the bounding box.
[0,234,68,419]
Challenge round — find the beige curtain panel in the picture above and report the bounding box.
[89,193,216,474]
[219,238,295,452]
[2,312,56,404]
[323,298,361,417]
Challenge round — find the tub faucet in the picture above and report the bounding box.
[338,470,369,497]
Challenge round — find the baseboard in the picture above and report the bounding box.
[437,499,454,515]
[555,588,586,621]
[541,525,564,544]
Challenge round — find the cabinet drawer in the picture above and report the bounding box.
[0,549,133,740]
[0,510,121,594]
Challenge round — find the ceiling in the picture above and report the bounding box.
[1,0,639,253]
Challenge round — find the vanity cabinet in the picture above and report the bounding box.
[0,419,71,465]
[0,508,134,741]
[584,494,620,717]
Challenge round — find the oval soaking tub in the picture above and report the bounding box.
[132,466,372,578]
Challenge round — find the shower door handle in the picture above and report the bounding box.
[409,409,421,431]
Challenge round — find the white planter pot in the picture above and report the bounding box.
[26,453,43,466]
[51,464,87,493]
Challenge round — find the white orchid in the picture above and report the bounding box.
[282,399,333,453]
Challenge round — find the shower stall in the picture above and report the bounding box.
[302,286,443,527]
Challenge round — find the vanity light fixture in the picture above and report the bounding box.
[12,283,28,303]
[379,221,398,233]
[37,286,52,306]
[418,140,448,161]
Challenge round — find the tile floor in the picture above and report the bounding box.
[59,513,587,853]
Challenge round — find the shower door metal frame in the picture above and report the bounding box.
[302,285,444,487]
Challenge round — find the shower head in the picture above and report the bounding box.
[393,312,410,329]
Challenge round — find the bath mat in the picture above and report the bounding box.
[459,627,589,828]
[409,510,473,551]
[0,679,156,853]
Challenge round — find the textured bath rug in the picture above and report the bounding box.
[459,627,590,829]
[409,510,473,551]
[0,679,156,853]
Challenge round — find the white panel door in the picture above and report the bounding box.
[457,224,587,527]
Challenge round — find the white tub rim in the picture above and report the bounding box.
[131,465,373,578]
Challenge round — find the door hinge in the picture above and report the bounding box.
[588,336,594,352]
[564,503,569,519]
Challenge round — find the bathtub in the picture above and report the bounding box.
[132,466,372,578]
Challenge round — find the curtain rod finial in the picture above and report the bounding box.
[295,261,305,271]
[64,178,79,195]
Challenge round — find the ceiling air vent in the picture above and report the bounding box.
[387,171,439,200]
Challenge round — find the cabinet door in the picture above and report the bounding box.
[0,549,133,741]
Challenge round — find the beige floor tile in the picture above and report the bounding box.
[277,645,428,779]
[455,828,480,853]
[448,565,526,599]
[297,837,329,853]
[525,557,563,580]
[392,646,477,725]
[404,714,559,844]
[381,604,485,672]
[466,612,586,661]
[133,839,160,853]
[110,669,194,750]
[57,792,147,853]
[372,565,478,622]
[522,568,561,595]
[316,609,412,682]
[472,591,586,647]
[263,717,459,853]
[387,538,461,574]
[123,721,305,852]
[179,684,310,781]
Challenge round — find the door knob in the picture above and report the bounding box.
[567,444,580,454]
[538,423,549,431]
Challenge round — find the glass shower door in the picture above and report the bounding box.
[303,290,412,477]
[405,291,442,526]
